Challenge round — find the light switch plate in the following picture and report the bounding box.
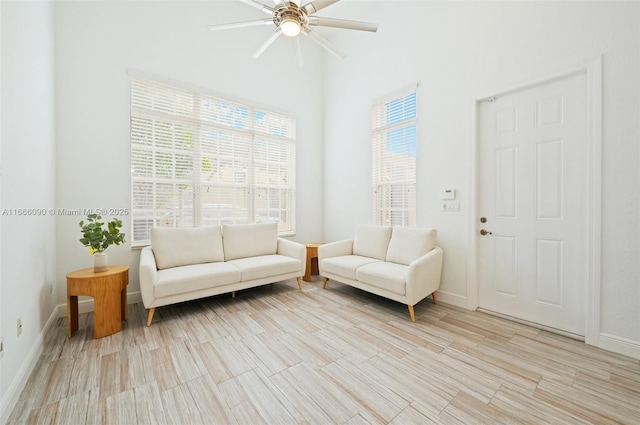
[442,202,460,212]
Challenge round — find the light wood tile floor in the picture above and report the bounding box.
[8,277,640,424]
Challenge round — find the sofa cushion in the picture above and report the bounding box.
[223,223,278,261]
[356,262,408,296]
[227,254,301,281]
[321,255,381,280]
[152,226,224,270]
[155,262,240,298]
[386,227,438,266]
[352,225,392,261]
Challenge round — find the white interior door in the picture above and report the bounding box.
[478,72,588,336]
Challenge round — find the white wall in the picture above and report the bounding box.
[0,0,3,412]
[0,0,638,418]
[0,0,57,418]
[54,1,326,300]
[323,1,639,347]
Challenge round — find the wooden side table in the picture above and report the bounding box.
[303,243,324,282]
[66,265,129,339]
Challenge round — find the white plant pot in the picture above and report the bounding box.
[94,252,108,273]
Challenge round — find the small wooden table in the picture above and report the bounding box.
[66,265,129,339]
[303,243,324,282]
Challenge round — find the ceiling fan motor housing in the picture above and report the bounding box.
[208,0,379,62]
[274,3,308,36]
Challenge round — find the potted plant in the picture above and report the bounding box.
[79,214,126,272]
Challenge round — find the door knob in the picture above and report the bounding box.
[480,229,493,235]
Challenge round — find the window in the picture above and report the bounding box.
[130,72,296,246]
[371,85,417,227]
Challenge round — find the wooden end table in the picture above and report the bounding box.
[303,243,324,282]
[66,265,129,339]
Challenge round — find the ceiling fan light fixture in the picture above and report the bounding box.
[209,0,379,64]
[280,18,301,37]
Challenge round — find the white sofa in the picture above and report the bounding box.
[318,225,443,321]
[139,222,306,326]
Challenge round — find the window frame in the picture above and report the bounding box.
[371,84,418,227]
[129,70,296,247]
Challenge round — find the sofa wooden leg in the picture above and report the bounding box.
[408,305,416,322]
[146,308,155,327]
[232,291,236,299]
[322,277,329,289]
[296,277,302,290]
[432,292,437,304]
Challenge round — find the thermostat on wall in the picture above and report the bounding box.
[441,188,456,200]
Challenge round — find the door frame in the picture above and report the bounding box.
[467,57,602,346]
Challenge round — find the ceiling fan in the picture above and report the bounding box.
[209,0,379,66]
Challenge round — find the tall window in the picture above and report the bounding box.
[130,72,296,246]
[371,85,417,227]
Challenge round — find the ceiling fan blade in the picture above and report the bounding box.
[302,27,346,59]
[209,19,273,31]
[238,0,274,14]
[303,0,340,15]
[308,17,378,32]
[252,28,282,58]
[292,36,303,67]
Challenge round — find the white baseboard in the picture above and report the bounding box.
[0,307,58,425]
[1,291,144,423]
[434,290,469,310]
[2,289,636,424]
[55,290,143,317]
[598,333,640,360]
[432,291,640,360]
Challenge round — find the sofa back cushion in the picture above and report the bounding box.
[223,222,278,261]
[386,226,438,266]
[151,226,224,270]
[353,225,392,261]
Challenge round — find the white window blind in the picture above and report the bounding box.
[130,73,296,246]
[371,85,417,227]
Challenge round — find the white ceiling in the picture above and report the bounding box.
[223,0,378,39]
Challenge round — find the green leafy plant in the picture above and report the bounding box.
[79,214,126,255]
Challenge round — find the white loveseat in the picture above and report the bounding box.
[139,223,306,326]
[318,225,443,321]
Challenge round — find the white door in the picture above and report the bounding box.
[478,72,588,336]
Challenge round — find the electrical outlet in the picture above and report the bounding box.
[17,317,23,337]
